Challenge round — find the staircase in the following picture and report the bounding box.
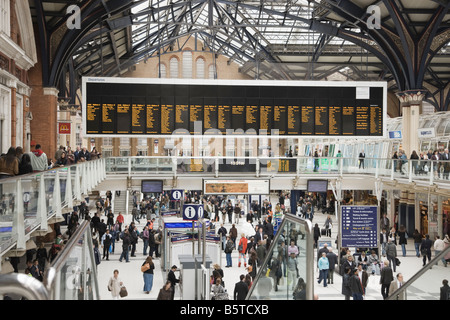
[112,191,128,215]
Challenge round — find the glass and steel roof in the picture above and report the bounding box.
[28,0,450,110]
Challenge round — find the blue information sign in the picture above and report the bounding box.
[170,189,184,201]
[182,204,204,221]
[341,206,378,248]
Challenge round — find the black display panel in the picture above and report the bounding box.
[84,79,386,137]
[287,101,300,135]
[259,99,272,135]
[141,180,163,193]
[342,102,356,136]
[315,99,329,136]
[116,96,131,134]
[100,96,116,134]
[131,97,146,134]
[146,99,160,134]
[301,103,314,135]
[86,95,101,134]
[307,180,328,193]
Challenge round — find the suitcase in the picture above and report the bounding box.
[321,228,326,236]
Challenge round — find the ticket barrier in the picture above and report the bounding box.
[178,254,213,300]
[161,217,220,271]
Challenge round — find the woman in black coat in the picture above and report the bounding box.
[313,223,321,248]
[440,279,449,300]
[18,153,33,175]
[341,268,352,300]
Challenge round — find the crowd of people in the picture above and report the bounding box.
[0,144,101,180]
[392,148,450,178]
[314,218,450,300]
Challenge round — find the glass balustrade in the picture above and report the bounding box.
[102,156,450,185]
[0,159,105,257]
[0,220,100,300]
[386,246,450,300]
[246,214,314,300]
[45,220,100,300]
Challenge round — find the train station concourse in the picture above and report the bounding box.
[0,0,450,306]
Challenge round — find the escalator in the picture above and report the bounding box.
[0,221,100,300]
[386,245,450,300]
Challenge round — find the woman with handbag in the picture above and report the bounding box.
[108,269,123,300]
[142,256,155,294]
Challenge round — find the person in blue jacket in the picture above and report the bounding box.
[317,252,329,287]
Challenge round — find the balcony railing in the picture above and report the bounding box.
[104,156,450,185]
[0,220,100,300]
[0,159,106,257]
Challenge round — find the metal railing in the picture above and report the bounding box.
[0,221,99,300]
[0,158,106,257]
[104,155,450,185]
[386,245,450,300]
[246,214,314,300]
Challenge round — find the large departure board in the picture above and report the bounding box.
[83,78,387,137]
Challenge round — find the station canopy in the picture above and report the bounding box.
[29,0,450,110]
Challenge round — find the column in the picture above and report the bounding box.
[395,90,426,157]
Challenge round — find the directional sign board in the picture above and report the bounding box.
[340,205,378,248]
[182,204,204,221]
[170,189,184,201]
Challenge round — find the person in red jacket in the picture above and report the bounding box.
[116,212,125,231]
[238,233,248,267]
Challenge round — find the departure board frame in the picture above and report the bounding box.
[82,77,387,138]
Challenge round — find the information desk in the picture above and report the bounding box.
[83,78,387,138]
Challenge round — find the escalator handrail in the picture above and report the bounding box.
[386,244,450,300]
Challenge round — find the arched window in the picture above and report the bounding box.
[169,57,179,78]
[196,58,205,79]
[158,63,166,78]
[182,51,193,78]
[208,64,216,79]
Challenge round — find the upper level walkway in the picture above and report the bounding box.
[104,155,450,191]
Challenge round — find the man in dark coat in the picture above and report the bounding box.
[234,274,249,300]
[168,265,180,300]
[350,269,365,300]
[379,260,394,299]
[119,229,131,262]
[440,279,449,300]
[102,229,112,260]
[340,254,356,276]
[420,234,433,266]
[326,248,338,284]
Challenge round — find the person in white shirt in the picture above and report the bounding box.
[29,144,48,172]
[434,235,446,266]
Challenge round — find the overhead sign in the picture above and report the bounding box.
[218,158,256,173]
[418,128,435,138]
[82,77,387,138]
[58,122,71,134]
[341,205,378,248]
[203,179,270,195]
[388,131,402,139]
[170,189,184,201]
[182,204,204,221]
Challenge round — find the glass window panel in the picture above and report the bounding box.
[196,58,205,79]
[182,51,193,78]
[170,57,179,78]
[247,216,312,300]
